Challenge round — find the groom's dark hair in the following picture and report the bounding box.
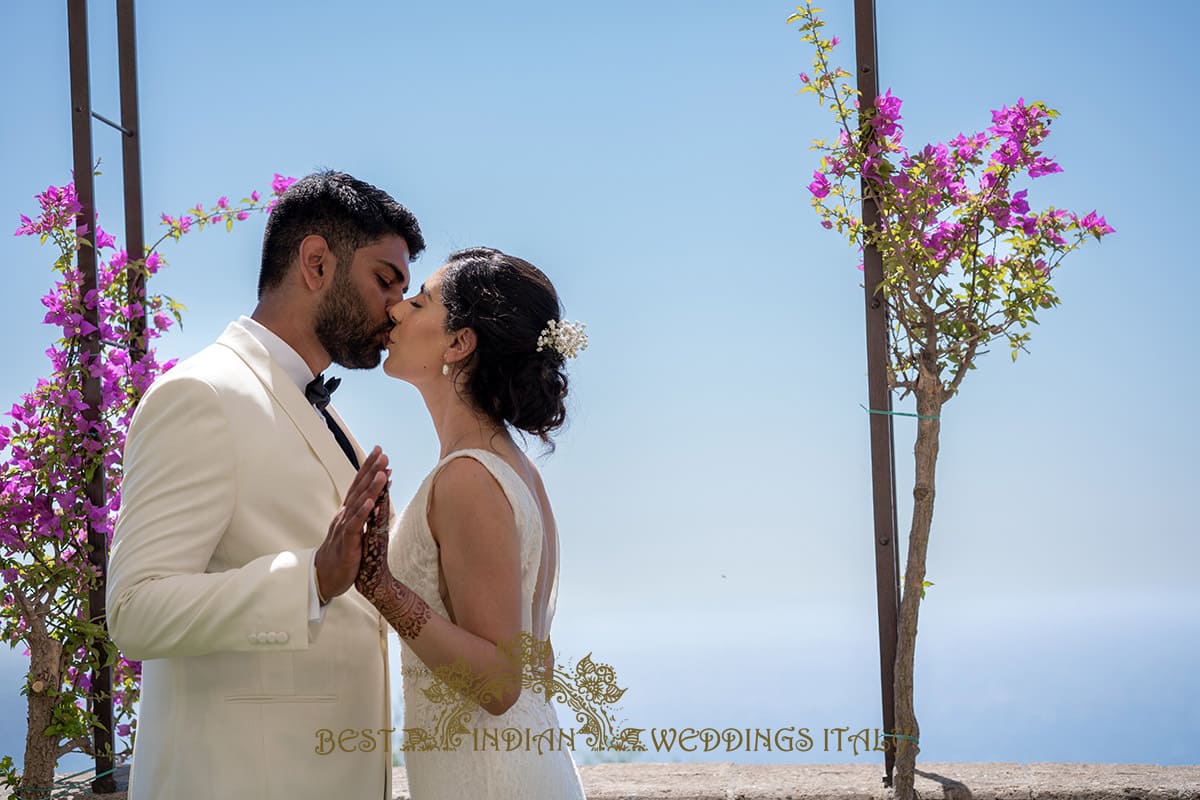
[257,170,424,297]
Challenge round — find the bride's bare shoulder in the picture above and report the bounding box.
[427,454,514,546]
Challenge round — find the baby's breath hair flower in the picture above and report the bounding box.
[536,319,588,359]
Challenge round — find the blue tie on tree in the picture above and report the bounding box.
[305,373,360,469]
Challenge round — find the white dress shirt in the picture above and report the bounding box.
[238,315,333,623]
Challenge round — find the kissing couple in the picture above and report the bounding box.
[106,170,589,799]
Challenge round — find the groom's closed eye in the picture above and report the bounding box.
[377,259,409,293]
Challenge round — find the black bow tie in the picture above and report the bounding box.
[305,374,341,411]
[304,373,359,469]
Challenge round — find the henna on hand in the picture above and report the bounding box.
[355,484,392,602]
[356,482,433,640]
[376,582,433,641]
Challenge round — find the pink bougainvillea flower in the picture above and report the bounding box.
[808,170,831,198]
[1028,156,1062,177]
[216,196,229,209]
[1011,189,1030,216]
[95,225,116,251]
[1079,210,1115,235]
[271,173,297,195]
[872,89,903,137]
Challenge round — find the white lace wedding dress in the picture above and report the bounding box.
[388,448,587,800]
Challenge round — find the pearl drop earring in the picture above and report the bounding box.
[441,364,449,376]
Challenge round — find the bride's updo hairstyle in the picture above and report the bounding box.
[440,247,571,446]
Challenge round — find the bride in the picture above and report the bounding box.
[350,246,588,799]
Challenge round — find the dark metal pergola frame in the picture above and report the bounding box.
[67,0,144,793]
[62,0,897,793]
[852,0,902,788]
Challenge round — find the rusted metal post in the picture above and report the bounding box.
[853,0,901,787]
[117,0,146,365]
[67,0,117,792]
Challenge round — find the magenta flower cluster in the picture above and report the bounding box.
[789,0,1113,386]
[800,42,1113,275]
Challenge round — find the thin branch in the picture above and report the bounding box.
[10,584,50,647]
[55,735,93,760]
[945,336,981,400]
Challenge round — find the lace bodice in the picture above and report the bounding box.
[386,448,585,799]
[388,447,558,646]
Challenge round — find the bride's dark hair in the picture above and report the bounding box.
[440,247,571,446]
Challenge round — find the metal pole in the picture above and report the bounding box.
[853,0,901,787]
[117,0,146,364]
[67,1,118,792]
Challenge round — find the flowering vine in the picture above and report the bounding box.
[789,4,1112,799]
[0,172,294,797]
[792,6,1112,392]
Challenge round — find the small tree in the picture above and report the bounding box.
[788,5,1113,797]
[0,173,292,798]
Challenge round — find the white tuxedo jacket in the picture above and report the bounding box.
[107,320,392,800]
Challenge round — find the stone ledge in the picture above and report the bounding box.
[11,762,1198,799]
[392,762,1200,800]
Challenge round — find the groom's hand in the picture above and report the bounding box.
[315,446,389,603]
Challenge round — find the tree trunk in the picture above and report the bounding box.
[18,637,62,800]
[891,364,944,800]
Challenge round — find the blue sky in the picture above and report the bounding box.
[1,0,1197,767]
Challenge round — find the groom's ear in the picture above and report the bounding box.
[297,235,333,292]
[445,327,478,366]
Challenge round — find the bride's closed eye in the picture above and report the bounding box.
[409,299,422,309]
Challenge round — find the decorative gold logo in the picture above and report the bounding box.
[312,635,910,757]
[398,631,646,753]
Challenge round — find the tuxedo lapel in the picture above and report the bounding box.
[214,321,358,497]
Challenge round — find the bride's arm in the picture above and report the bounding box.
[358,457,524,716]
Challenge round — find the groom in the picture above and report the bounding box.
[106,170,423,800]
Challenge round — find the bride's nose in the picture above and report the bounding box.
[387,303,404,325]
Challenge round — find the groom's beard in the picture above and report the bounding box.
[315,268,390,370]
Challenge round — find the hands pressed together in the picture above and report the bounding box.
[314,446,395,606]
